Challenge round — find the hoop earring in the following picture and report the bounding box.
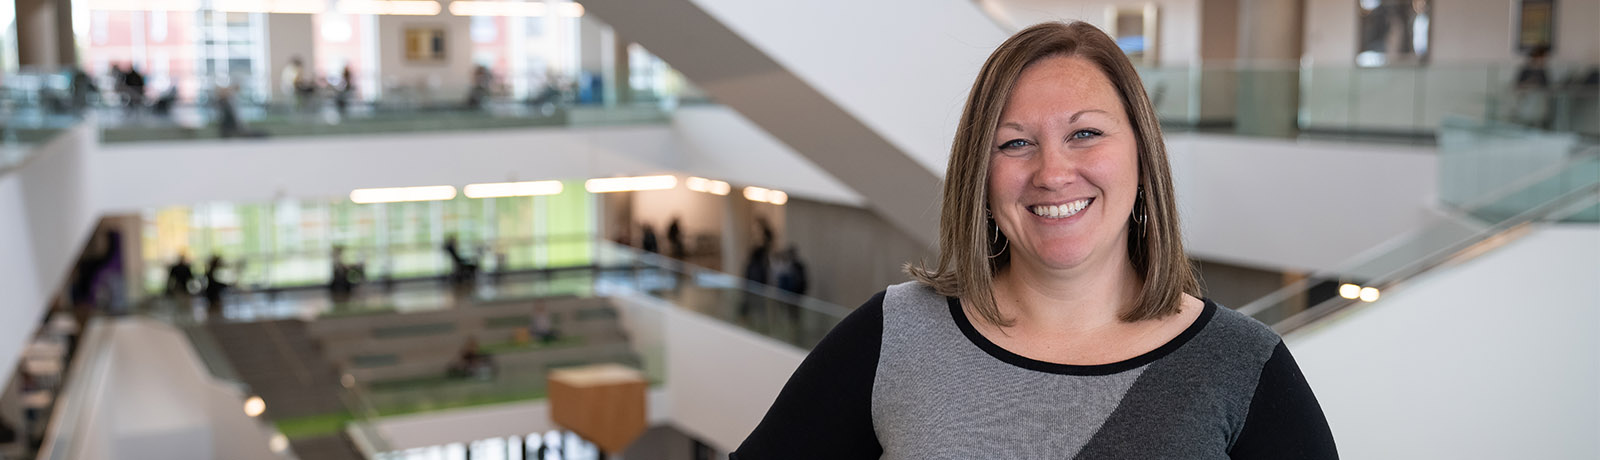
[1132,186,1149,239]
[987,212,1008,259]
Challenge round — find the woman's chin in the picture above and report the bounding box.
[1014,247,1094,273]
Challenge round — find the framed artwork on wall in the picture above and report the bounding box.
[1105,4,1159,66]
[1516,0,1555,52]
[1355,0,1432,67]
[404,27,447,63]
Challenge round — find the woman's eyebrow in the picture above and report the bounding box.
[998,109,1111,131]
[1069,109,1109,123]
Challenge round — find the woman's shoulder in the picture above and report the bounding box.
[830,281,944,336]
[1192,298,1283,359]
[883,280,949,310]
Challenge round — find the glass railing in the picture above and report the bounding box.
[147,233,602,296]
[0,68,706,145]
[0,106,86,177]
[90,96,679,143]
[1136,61,1600,142]
[1438,116,1598,216]
[591,240,853,350]
[130,235,847,458]
[1238,149,1599,332]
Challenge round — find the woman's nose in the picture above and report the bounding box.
[1031,145,1074,190]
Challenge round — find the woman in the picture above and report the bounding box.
[734,22,1335,459]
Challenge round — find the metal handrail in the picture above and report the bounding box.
[1272,179,1599,335]
[1236,150,1598,319]
[36,318,113,460]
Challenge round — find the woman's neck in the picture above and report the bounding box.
[992,252,1144,334]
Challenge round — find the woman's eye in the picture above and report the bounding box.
[998,139,1031,150]
[1071,129,1103,140]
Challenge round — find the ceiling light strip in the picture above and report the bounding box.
[350,185,457,204]
[585,175,678,193]
[338,0,442,16]
[463,180,564,198]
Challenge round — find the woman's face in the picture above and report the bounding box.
[987,55,1140,274]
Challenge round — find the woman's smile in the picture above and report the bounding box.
[1027,197,1093,220]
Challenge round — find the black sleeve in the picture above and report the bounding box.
[731,291,885,460]
[1230,341,1339,460]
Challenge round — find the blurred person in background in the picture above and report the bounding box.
[202,255,230,316]
[67,66,97,114]
[165,253,195,299]
[330,245,364,303]
[466,65,494,110]
[332,66,356,118]
[150,86,177,118]
[119,64,146,117]
[531,305,557,344]
[214,84,266,138]
[1511,45,1552,127]
[739,219,775,321]
[447,337,495,379]
[443,234,478,286]
[667,217,686,260]
[282,56,316,113]
[641,222,660,254]
[774,245,807,297]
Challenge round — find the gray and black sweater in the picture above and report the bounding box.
[735,281,1337,459]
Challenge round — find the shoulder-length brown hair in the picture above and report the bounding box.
[906,21,1199,326]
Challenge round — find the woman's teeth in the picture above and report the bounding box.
[1030,198,1091,219]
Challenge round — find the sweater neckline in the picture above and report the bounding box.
[945,295,1217,376]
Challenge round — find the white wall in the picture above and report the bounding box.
[0,166,43,383]
[612,292,806,452]
[0,124,97,378]
[92,109,869,214]
[1288,224,1600,459]
[1552,0,1600,63]
[686,0,1006,175]
[91,125,685,212]
[629,186,726,253]
[672,105,864,206]
[1168,133,1439,273]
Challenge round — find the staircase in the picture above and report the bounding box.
[207,319,364,460]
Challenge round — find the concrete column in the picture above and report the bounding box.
[1234,0,1304,137]
[15,0,58,69]
[1195,0,1240,126]
[612,36,631,106]
[53,0,74,66]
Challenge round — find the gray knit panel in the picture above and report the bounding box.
[872,282,1146,460]
[1072,303,1280,459]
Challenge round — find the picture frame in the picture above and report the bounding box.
[1105,4,1159,66]
[1515,0,1555,53]
[404,27,447,63]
